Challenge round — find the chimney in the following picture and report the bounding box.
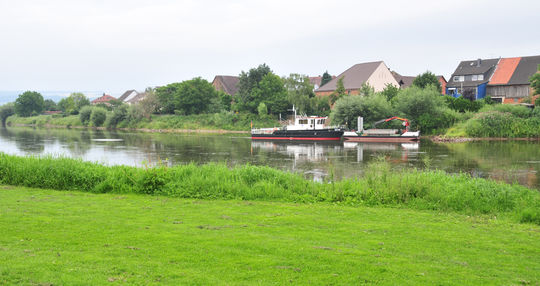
[477,58,482,67]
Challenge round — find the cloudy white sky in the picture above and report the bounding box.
[0,0,539,96]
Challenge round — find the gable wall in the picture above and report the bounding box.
[366,63,399,92]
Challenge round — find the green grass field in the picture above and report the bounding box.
[1,186,539,285]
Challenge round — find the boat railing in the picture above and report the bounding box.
[251,127,281,135]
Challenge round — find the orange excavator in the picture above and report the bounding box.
[372,116,410,134]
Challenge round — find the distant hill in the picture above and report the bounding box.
[0,90,104,105]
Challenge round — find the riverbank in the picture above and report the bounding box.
[1,186,538,285]
[1,153,539,225]
[5,113,279,133]
[430,135,540,143]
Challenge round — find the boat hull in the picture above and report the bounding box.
[252,129,343,141]
[344,136,419,142]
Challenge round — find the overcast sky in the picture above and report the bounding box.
[1,0,539,96]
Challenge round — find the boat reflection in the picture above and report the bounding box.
[343,142,419,162]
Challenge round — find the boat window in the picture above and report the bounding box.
[299,119,308,124]
[310,119,315,124]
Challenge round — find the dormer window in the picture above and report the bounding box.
[478,74,484,81]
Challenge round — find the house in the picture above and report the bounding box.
[487,55,540,103]
[315,61,399,96]
[118,90,139,103]
[309,76,323,90]
[126,92,148,104]
[446,58,499,99]
[391,71,415,88]
[446,55,540,102]
[438,75,447,93]
[212,75,240,95]
[91,94,117,106]
[391,72,446,92]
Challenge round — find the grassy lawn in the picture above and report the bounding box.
[0,186,538,285]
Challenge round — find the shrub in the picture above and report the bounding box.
[479,104,532,118]
[106,104,128,128]
[90,107,107,127]
[79,106,93,126]
[393,86,451,133]
[330,94,393,129]
[464,111,540,138]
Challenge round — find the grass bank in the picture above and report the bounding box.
[6,112,280,132]
[1,153,539,225]
[1,186,539,285]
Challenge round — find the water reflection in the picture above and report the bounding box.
[0,126,538,189]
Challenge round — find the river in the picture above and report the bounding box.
[1,126,539,189]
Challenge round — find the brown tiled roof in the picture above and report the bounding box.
[315,61,383,92]
[391,71,415,88]
[91,94,117,104]
[309,76,322,87]
[213,75,240,95]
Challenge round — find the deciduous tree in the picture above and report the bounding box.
[412,71,441,92]
[283,73,315,114]
[14,91,44,117]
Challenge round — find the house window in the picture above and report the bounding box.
[472,75,478,81]
[478,74,484,81]
[453,76,464,82]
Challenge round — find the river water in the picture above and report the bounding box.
[1,126,539,189]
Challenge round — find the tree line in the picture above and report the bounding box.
[2,64,539,132]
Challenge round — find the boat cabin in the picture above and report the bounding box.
[286,116,328,130]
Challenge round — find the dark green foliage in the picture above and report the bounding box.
[0,153,538,225]
[90,107,107,126]
[330,94,393,129]
[43,99,58,111]
[156,78,219,115]
[412,71,441,92]
[106,104,129,128]
[381,83,399,101]
[14,91,44,117]
[236,64,273,113]
[312,96,331,117]
[445,96,484,112]
[330,77,346,104]
[79,106,93,126]
[393,86,453,133]
[217,91,232,111]
[321,71,332,87]
[0,103,15,126]
[235,64,289,115]
[58,93,90,115]
[256,74,289,115]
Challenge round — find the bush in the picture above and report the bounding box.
[479,104,532,118]
[90,107,107,127]
[393,86,451,133]
[79,106,93,126]
[330,94,393,129]
[445,96,484,112]
[464,111,540,138]
[106,104,128,128]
